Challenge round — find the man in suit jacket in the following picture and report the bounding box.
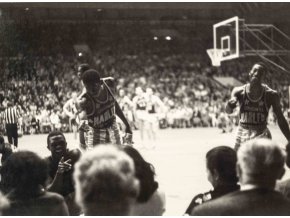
[191,138,290,216]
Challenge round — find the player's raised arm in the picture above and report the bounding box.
[271,91,290,141]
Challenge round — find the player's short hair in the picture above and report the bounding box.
[78,64,90,76]
[206,146,238,184]
[81,69,101,85]
[255,62,267,73]
[47,131,66,146]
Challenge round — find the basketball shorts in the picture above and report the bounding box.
[145,113,159,131]
[87,119,121,148]
[136,110,148,121]
[234,125,272,151]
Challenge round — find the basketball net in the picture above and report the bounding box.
[207,48,223,67]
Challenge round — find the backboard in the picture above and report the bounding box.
[213,16,240,61]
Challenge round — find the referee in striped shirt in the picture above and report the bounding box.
[2,101,21,149]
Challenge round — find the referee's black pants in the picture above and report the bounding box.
[5,123,18,147]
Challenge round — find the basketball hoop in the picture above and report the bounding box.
[207,48,224,67]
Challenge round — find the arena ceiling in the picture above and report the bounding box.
[0,2,289,24]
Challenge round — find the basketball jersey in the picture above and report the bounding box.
[147,96,157,114]
[239,84,269,127]
[135,96,147,110]
[81,86,116,129]
[119,96,131,111]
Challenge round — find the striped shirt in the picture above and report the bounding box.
[2,106,21,124]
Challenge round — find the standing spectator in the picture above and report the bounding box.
[46,131,81,215]
[2,101,21,149]
[1,151,69,216]
[191,138,290,216]
[73,145,139,215]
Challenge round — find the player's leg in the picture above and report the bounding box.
[5,124,13,145]
[109,119,122,146]
[12,124,18,148]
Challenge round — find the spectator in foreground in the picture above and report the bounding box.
[0,191,9,215]
[191,138,290,216]
[0,135,13,164]
[1,151,69,216]
[185,146,239,214]
[123,145,166,215]
[46,131,81,215]
[73,145,139,215]
[276,141,290,199]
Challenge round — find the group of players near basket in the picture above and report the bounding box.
[64,62,290,150]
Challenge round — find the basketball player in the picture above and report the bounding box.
[132,87,148,147]
[144,87,166,148]
[63,92,79,140]
[117,88,134,131]
[77,63,90,80]
[77,69,132,147]
[226,62,290,150]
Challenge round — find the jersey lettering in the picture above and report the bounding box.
[84,89,116,129]
[136,96,147,110]
[239,86,268,126]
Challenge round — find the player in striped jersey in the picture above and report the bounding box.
[1,101,21,150]
[226,62,290,150]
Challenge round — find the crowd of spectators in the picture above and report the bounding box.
[0,134,289,215]
[0,40,289,135]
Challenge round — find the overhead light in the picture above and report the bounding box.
[25,8,29,11]
[78,52,83,57]
[97,9,102,12]
[165,36,172,41]
[153,36,158,40]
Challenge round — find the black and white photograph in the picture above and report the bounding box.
[0,2,289,216]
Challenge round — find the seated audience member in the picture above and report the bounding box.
[46,131,82,215]
[276,141,290,198]
[1,151,69,216]
[185,146,239,214]
[123,145,165,215]
[0,135,13,164]
[191,138,290,216]
[73,145,139,216]
[0,191,9,215]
